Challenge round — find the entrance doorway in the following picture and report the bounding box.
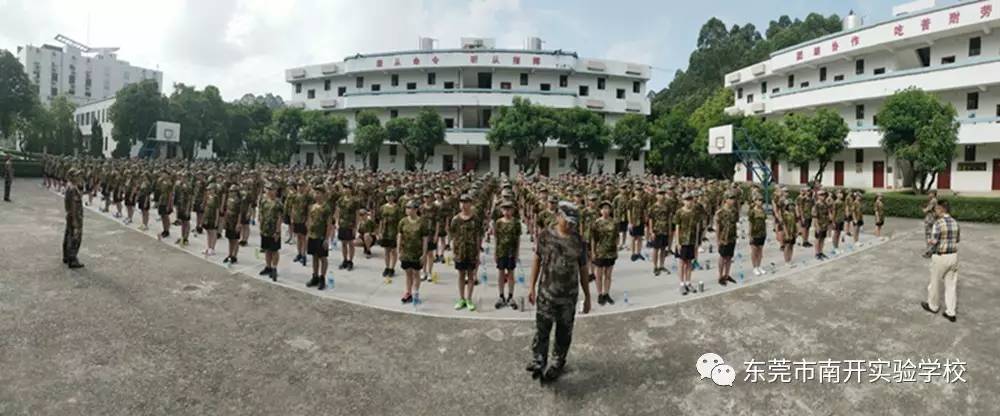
[799,165,808,184]
[498,156,510,176]
[770,160,779,183]
[539,157,550,177]
[937,162,951,189]
[442,154,454,172]
[873,161,885,188]
[993,159,1000,190]
[834,161,844,186]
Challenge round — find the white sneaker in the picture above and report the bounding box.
[752,268,760,276]
[758,268,766,276]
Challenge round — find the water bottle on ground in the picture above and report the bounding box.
[431,271,439,284]
[516,268,526,285]
[480,269,488,285]
[413,292,420,308]
[327,272,335,290]
[623,290,629,305]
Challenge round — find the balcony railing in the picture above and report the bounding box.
[342,88,577,98]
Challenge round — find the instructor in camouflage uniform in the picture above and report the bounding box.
[63,169,84,269]
[526,201,591,383]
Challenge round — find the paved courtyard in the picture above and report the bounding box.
[2,180,999,415]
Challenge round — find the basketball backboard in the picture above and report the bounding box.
[152,121,181,143]
[708,125,733,154]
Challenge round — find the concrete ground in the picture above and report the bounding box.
[1,179,999,415]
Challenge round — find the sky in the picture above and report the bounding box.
[0,0,914,101]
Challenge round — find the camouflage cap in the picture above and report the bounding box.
[499,200,514,209]
[459,194,473,203]
[557,201,580,224]
[406,200,420,209]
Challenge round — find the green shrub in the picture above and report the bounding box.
[861,192,1000,223]
[11,160,42,178]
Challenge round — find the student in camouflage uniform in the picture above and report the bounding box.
[258,182,283,281]
[449,194,481,312]
[627,189,647,261]
[174,171,193,246]
[748,198,768,276]
[63,169,84,269]
[591,200,619,305]
[203,183,221,256]
[238,179,255,247]
[420,192,439,281]
[3,154,12,202]
[526,201,591,383]
[305,184,332,290]
[137,173,152,231]
[493,200,521,309]
[357,208,376,259]
[290,180,311,266]
[874,193,886,237]
[714,191,739,286]
[222,184,243,264]
[672,192,701,295]
[433,189,450,263]
[397,200,429,304]
[335,182,360,271]
[812,189,832,260]
[156,171,175,239]
[193,174,207,235]
[831,191,847,250]
[850,192,864,243]
[781,201,798,263]
[647,189,673,276]
[378,189,402,278]
[796,188,814,247]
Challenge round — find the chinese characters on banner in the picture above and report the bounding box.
[793,4,994,62]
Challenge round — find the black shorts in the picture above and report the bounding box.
[835,221,844,232]
[225,229,240,240]
[618,221,628,232]
[193,206,204,214]
[496,256,516,270]
[177,212,191,222]
[261,236,281,251]
[594,257,616,267]
[875,221,884,227]
[203,222,217,230]
[751,237,766,246]
[651,234,669,249]
[337,228,355,241]
[629,224,645,237]
[815,229,828,240]
[307,238,328,257]
[157,205,170,216]
[802,218,812,229]
[293,223,307,235]
[679,245,696,261]
[427,241,438,251]
[240,218,251,226]
[283,215,291,225]
[454,260,476,271]
[401,260,422,270]
[855,220,864,227]
[718,243,735,258]
[138,200,150,210]
[380,238,397,249]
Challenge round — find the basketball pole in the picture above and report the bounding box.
[732,128,773,214]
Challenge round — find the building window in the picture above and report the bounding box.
[337,86,346,97]
[800,82,809,88]
[307,89,315,99]
[996,104,1000,117]
[558,147,567,159]
[391,74,399,87]
[873,68,886,75]
[427,72,436,85]
[406,82,416,90]
[295,83,302,93]
[761,81,767,95]
[616,88,625,99]
[819,67,827,82]
[964,144,976,161]
[389,145,397,156]
[916,47,931,67]
[855,59,865,75]
[873,115,878,125]
[855,149,864,164]
[834,75,844,82]
[559,75,568,88]
[746,94,754,104]
[855,104,865,121]
[444,81,455,89]
[967,92,979,110]
[633,81,640,94]
[737,88,743,99]
[941,56,956,64]
[371,84,381,92]
[520,73,529,86]
[541,83,551,91]
[500,82,512,90]
[597,77,605,90]
[356,76,364,88]
[772,88,780,94]
[578,85,589,96]
[445,118,454,128]
[787,74,794,88]
[390,109,398,118]
[969,37,982,57]
[324,80,331,91]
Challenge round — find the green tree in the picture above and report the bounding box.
[876,87,959,193]
[0,50,37,143]
[300,111,348,168]
[740,116,790,164]
[487,97,557,175]
[688,87,740,178]
[49,95,77,155]
[553,107,609,174]
[89,120,104,158]
[167,84,229,159]
[109,79,168,157]
[783,108,848,183]
[355,110,381,128]
[354,123,386,172]
[648,110,697,175]
[609,113,649,174]
[408,108,446,170]
[17,103,52,153]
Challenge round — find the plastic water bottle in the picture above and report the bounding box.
[254,249,260,260]
[692,259,701,270]
[413,292,420,308]
[484,245,491,256]
[331,239,338,248]
[480,269,488,285]
[623,290,629,305]
[704,259,712,270]
[327,272,335,290]
[516,268,526,285]
[739,271,745,283]
[431,271,439,284]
